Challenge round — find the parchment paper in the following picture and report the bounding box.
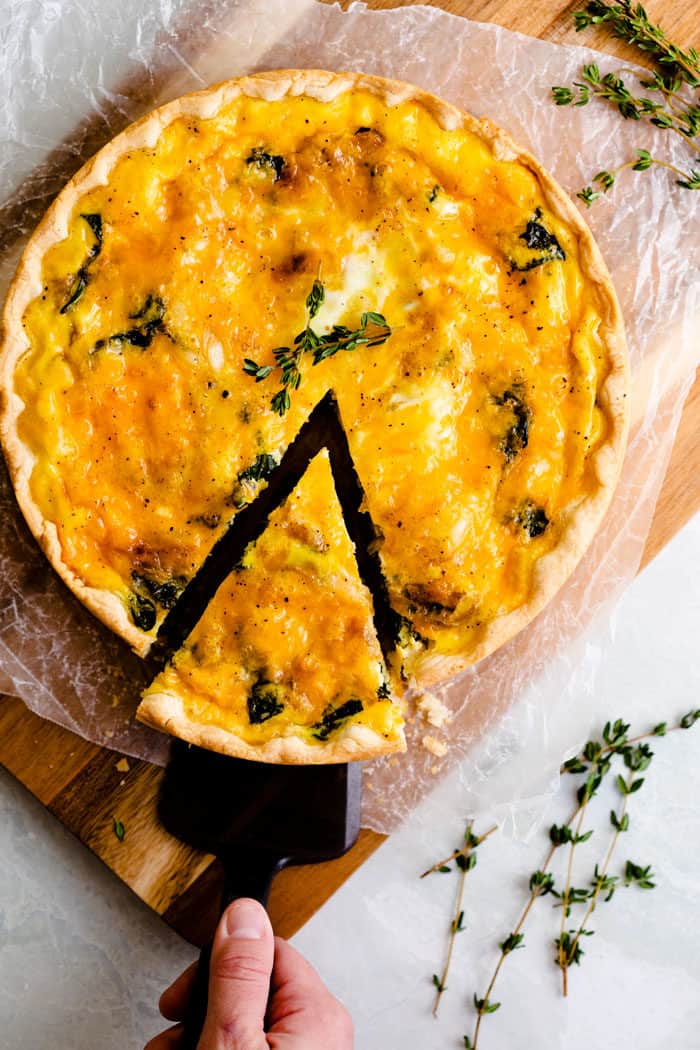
[1,0,698,833]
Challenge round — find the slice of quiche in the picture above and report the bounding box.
[137,451,405,763]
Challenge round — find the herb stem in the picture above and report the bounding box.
[467,712,699,1045]
[614,67,700,127]
[433,823,473,1017]
[557,800,590,996]
[433,866,467,1016]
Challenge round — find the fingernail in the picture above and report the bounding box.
[225,899,268,940]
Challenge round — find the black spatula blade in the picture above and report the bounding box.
[159,740,362,865]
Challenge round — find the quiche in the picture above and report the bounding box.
[0,70,629,763]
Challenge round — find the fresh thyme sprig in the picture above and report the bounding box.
[466,709,700,1048]
[553,772,596,993]
[551,3,700,203]
[555,762,654,990]
[553,734,653,994]
[242,278,392,416]
[573,1,700,88]
[424,823,497,1016]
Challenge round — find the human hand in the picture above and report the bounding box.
[146,898,354,1049]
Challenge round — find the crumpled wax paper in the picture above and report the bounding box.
[1,0,698,832]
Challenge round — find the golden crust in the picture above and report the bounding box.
[0,69,629,759]
[137,690,405,765]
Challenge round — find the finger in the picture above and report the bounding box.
[144,1022,184,1050]
[197,898,274,1050]
[270,936,328,1003]
[267,937,353,1047]
[159,961,198,1021]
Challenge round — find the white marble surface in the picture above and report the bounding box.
[1,513,699,1048]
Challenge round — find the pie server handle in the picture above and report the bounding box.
[178,849,290,1050]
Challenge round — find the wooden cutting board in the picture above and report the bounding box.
[1,0,698,948]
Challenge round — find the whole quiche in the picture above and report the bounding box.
[0,70,629,763]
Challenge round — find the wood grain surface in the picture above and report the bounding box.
[0,0,697,949]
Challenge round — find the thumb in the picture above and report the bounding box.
[198,898,274,1050]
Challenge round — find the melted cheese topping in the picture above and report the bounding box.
[11,87,616,744]
[142,452,402,746]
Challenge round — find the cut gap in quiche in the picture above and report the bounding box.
[151,390,403,672]
[138,445,405,763]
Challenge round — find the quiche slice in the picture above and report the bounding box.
[0,70,629,763]
[138,451,404,763]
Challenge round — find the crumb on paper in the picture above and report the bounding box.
[115,757,130,773]
[416,691,451,729]
[422,734,448,758]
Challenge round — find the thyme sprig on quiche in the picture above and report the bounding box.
[243,278,392,415]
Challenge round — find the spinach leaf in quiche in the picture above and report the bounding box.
[92,294,167,353]
[229,452,280,508]
[514,500,550,539]
[246,147,287,181]
[311,698,364,741]
[494,387,531,462]
[59,212,103,314]
[132,571,187,610]
[129,592,157,631]
[505,208,566,272]
[397,616,429,650]
[248,681,285,724]
[238,453,279,484]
